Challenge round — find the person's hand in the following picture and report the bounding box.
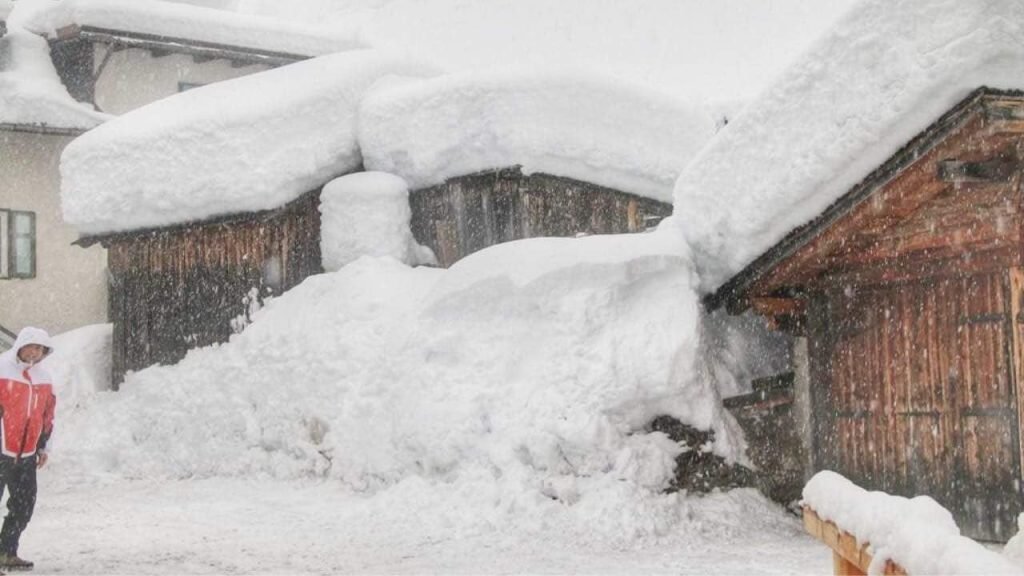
[36,453,47,469]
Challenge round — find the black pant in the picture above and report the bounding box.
[0,456,37,556]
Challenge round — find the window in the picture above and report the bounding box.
[177,82,206,93]
[0,210,35,279]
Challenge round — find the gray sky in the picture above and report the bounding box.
[170,0,861,103]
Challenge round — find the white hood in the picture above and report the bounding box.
[5,326,54,364]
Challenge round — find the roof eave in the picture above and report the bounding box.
[705,86,1021,313]
[52,24,313,68]
[0,122,91,136]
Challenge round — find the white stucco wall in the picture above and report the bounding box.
[92,45,271,115]
[0,130,107,335]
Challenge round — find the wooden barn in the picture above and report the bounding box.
[77,190,323,387]
[80,167,670,386]
[409,166,671,267]
[709,88,1024,541]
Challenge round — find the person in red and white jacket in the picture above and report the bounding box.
[0,327,57,571]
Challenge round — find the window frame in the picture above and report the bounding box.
[0,209,36,280]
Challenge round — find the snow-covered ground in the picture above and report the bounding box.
[23,478,826,575]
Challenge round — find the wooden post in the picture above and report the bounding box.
[803,506,907,576]
[833,551,866,576]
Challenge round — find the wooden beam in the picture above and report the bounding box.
[55,24,82,41]
[937,157,1018,183]
[751,297,805,317]
[803,507,908,576]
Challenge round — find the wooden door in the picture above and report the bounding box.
[825,271,1023,541]
[953,272,1021,541]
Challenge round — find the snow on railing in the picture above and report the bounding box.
[801,471,1019,575]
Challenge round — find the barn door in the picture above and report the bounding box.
[954,271,1022,542]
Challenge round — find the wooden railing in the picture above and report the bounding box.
[803,506,907,576]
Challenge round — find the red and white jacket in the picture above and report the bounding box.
[0,328,56,459]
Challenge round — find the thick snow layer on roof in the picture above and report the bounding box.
[674,0,1024,293]
[360,71,718,203]
[803,471,1019,574]
[0,29,109,129]
[21,0,361,57]
[61,50,438,236]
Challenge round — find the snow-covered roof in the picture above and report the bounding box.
[0,29,109,130]
[61,50,438,236]
[0,1,12,38]
[21,0,361,60]
[359,71,717,204]
[674,0,1024,293]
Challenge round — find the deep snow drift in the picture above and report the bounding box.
[47,228,748,546]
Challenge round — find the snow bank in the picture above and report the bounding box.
[320,172,436,271]
[803,471,1019,575]
[52,228,741,541]
[360,71,717,203]
[675,0,1024,292]
[61,50,439,236]
[0,29,109,129]
[42,324,112,408]
[20,0,361,57]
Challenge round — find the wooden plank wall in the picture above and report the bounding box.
[409,167,672,267]
[812,269,1024,541]
[107,192,321,386]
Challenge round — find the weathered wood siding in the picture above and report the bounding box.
[409,167,672,267]
[106,192,321,386]
[809,268,1024,541]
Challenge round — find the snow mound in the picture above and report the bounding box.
[60,50,439,236]
[803,471,1019,574]
[20,0,361,58]
[42,324,112,408]
[0,29,109,129]
[53,229,740,541]
[0,1,11,22]
[360,70,717,203]
[320,171,436,271]
[674,0,1024,292]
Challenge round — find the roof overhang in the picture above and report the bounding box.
[0,122,89,136]
[51,24,310,68]
[74,187,323,248]
[706,87,1024,314]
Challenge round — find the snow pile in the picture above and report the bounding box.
[1004,515,1024,567]
[20,0,361,57]
[51,229,741,541]
[42,324,112,408]
[61,50,439,236]
[0,1,11,22]
[360,71,717,203]
[675,0,1024,292]
[0,29,109,129]
[319,172,436,271]
[803,471,1019,574]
